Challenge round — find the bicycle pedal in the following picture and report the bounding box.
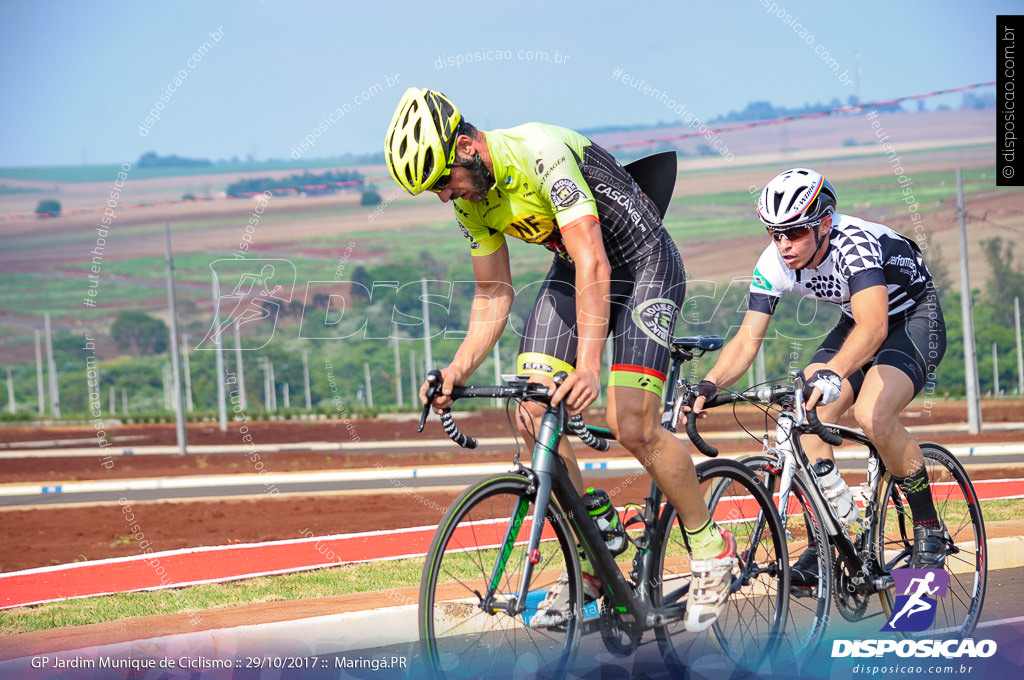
[789,585,816,598]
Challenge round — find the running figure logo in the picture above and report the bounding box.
[197,259,296,351]
[881,569,950,632]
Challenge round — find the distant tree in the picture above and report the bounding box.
[361,188,382,206]
[961,92,996,110]
[111,311,168,357]
[350,266,373,301]
[137,151,212,168]
[695,144,715,156]
[981,237,1024,327]
[35,199,61,217]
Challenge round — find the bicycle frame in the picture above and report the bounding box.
[497,399,682,634]
[765,394,894,592]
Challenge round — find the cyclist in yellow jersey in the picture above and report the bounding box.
[385,88,735,631]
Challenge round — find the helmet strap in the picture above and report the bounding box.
[800,216,832,270]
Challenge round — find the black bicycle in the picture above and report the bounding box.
[416,336,789,680]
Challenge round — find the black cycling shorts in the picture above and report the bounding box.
[810,286,945,396]
[516,232,686,397]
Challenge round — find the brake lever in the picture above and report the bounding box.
[418,369,443,433]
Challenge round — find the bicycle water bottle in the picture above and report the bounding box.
[583,487,626,555]
[813,458,860,526]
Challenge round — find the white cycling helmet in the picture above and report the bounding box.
[757,168,836,229]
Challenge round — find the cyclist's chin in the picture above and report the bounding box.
[781,254,806,269]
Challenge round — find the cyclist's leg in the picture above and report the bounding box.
[514,259,600,619]
[607,387,709,534]
[853,365,918,477]
[606,239,736,630]
[855,290,948,567]
[603,239,710,539]
[515,259,585,493]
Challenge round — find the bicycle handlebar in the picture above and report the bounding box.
[418,369,609,451]
[804,408,843,445]
[682,375,842,453]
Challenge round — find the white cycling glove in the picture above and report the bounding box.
[808,369,843,405]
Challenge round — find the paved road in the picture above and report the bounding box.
[4,450,1023,507]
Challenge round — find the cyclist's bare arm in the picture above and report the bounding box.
[806,284,888,409]
[551,216,610,415]
[422,243,515,409]
[693,310,772,414]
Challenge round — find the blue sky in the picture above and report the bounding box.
[0,0,1011,166]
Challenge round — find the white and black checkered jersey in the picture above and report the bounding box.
[748,214,932,318]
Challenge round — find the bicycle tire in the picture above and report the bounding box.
[743,454,832,658]
[650,458,789,674]
[419,474,582,680]
[874,442,987,638]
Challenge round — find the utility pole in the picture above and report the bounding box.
[364,361,374,408]
[1015,297,1023,395]
[182,333,194,412]
[421,280,433,373]
[44,313,60,418]
[164,222,188,454]
[410,349,417,406]
[993,343,1000,396]
[269,361,277,411]
[34,330,45,415]
[303,348,312,411]
[6,367,15,414]
[493,340,502,408]
[957,169,982,433]
[393,329,403,408]
[213,276,228,432]
[234,322,247,411]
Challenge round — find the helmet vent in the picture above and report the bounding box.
[421,147,435,184]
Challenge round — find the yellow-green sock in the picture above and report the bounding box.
[686,517,725,560]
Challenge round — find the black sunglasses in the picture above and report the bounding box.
[429,169,453,193]
[766,223,817,242]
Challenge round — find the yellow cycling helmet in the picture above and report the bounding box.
[385,87,462,195]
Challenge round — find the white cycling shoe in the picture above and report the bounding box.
[530,572,602,628]
[684,530,737,632]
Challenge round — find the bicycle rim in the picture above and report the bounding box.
[875,443,987,638]
[744,455,832,658]
[652,458,789,674]
[419,474,581,679]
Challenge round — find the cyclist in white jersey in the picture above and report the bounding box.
[692,168,950,584]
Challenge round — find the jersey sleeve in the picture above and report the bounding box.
[528,136,599,232]
[747,246,787,315]
[834,227,886,294]
[454,202,505,257]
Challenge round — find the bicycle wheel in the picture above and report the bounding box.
[875,442,987,638]
[744,455,832,658]
[651,458,789,675]
[419,474,582,680]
